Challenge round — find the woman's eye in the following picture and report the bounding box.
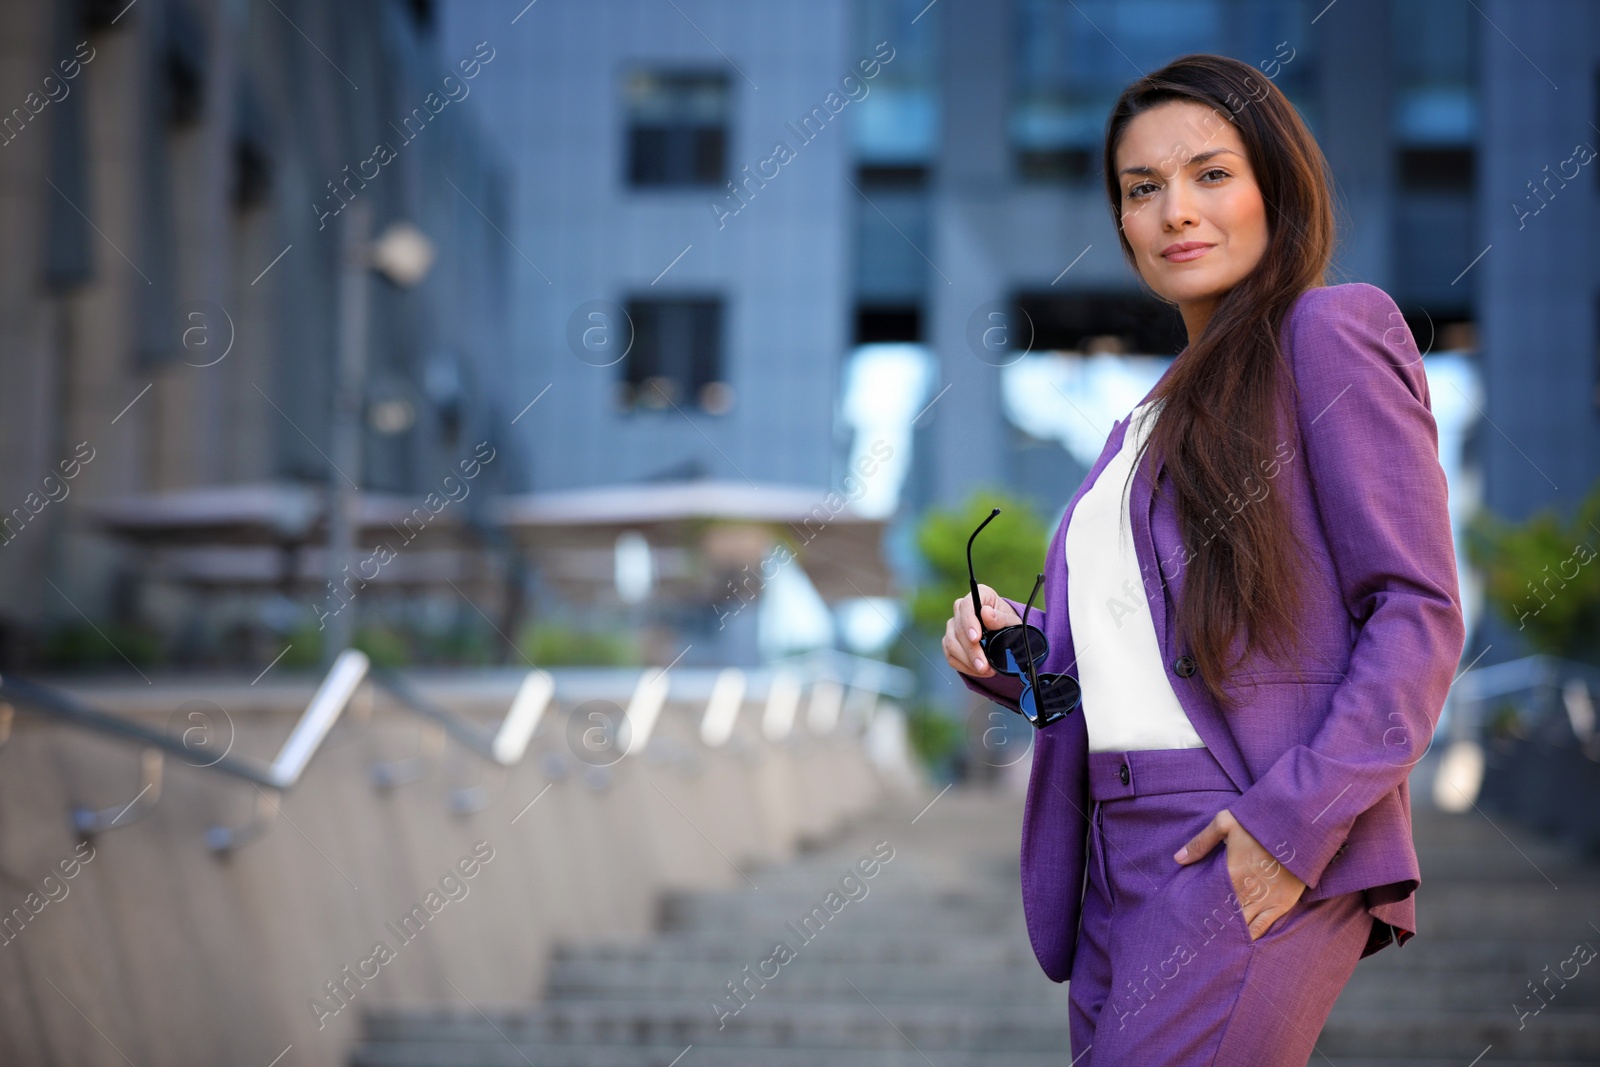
[1125,168,1229,198]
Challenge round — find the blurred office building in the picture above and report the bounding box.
[2,0,1596,674]
[0,0,516,668]
[441,0,1600,676]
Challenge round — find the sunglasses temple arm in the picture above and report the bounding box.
[1020,572,1046,722]
[1019,572,1042,631]
[966,508,1002,635]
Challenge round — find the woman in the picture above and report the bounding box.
[943,54,1465,1066]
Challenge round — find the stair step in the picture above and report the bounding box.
[1407,884,1600,937]
[553,932,1032,967]
[1352,937,1597,971]
[545,960,1055,1002]
[360,1001,1071,1051]
[351,1043,1081,1067]
[1332,972,1600,1009]
[1323,1061,1599,1067]
[656,891,1016,934]
[1316,1009,1600,1060]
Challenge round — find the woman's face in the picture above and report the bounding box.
[1114,99,1269,339]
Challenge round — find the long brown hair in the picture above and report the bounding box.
[1102,53,1337,711]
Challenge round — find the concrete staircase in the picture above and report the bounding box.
[351,780,1600,1066]
[352,788,1071,1066]
[1319,794,1600,1067]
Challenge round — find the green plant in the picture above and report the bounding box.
[412,623,495,665]
[353,624,411,668]
[909,488,1051,638]
[1485,701,1527,740]
[517,621,642,667]
[39,621,164,670]
[1465,476,1600,664]
[279,623,325,668]
[274,619,499,669]
[903,702,964,775]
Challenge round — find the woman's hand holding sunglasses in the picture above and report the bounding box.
[949,508,1083,727]
[944,584,1022,678]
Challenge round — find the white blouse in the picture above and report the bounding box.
[1064,398,1208,753]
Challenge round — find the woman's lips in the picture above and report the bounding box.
[1162,244,1214,262]
[1164,244,1209,263]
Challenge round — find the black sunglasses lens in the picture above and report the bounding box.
[1035,674,1081,717]
[985,625,1047,669]
[1018,674,1079,727]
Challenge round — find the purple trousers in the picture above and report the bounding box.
[1068,747,1371,1066]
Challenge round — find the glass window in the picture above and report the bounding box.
[853,164,930,305]
[619,298,730,413]
[1391,0,1476,145]
[1014,0,1220,181]
[1391,1,1476,198]
[852,0,941,163]
[1012,0,1312,182]
[625,71,729,188]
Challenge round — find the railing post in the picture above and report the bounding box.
[699,668,746,748]
[74,746,164,835]
[208,649,370,852]
[762,670,801,742]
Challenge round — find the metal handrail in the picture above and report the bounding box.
[366,667,554,812]
[266,649,370,789]
[699,668,746,747]
[1451,653,1600,750]
[0,651,895,838]
[0,674,282,787]
[771,648,916,698]
[622,667,671,757]
[1453,655,1600,707]
[1451,654,1563,703]
[368,667,554,764]
[369,655,896,777]
[368,670,501,761]
[0,649,370,849]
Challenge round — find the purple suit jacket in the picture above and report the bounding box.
[960,282,1466,980]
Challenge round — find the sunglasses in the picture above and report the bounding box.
[966,508,1082,728]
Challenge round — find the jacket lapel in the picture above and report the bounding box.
[1126,384,1255,795]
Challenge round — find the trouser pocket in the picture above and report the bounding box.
[1170,846,1252,949]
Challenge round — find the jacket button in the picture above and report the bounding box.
[1174,654,1197,677]
[1118,763,1130,786]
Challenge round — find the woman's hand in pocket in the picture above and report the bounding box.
[1173,808,1307,940]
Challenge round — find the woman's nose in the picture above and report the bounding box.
[1161,181,1198,232]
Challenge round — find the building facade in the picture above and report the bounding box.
[445,0,1600,674]
[0,0,514,664]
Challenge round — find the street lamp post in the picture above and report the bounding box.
[321,204,436,666]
